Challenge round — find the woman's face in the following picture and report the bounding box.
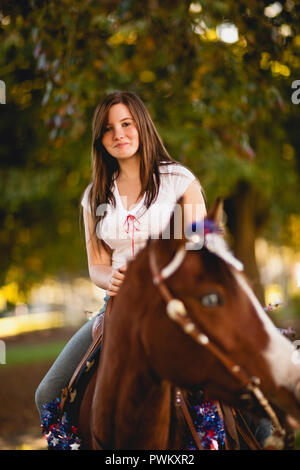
[101,103,140,162]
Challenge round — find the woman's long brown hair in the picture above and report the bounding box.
[84,91,179,253]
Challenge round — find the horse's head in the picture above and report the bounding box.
[141,197,300,431]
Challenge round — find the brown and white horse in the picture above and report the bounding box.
[79,199,300,450]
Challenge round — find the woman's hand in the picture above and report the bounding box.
[107,264,127,297]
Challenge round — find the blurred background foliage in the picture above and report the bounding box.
[0,0,300,308]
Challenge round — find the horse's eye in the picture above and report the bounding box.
[200,293,223,307]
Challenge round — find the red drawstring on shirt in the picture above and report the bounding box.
[123,214,140,257]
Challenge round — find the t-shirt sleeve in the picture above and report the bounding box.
[81,183,92,214]
[169,164,196,199]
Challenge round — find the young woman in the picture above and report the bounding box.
[35,91,206,422]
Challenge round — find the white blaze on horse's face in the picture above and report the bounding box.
[204,232,300,397]
[234,272,299,393]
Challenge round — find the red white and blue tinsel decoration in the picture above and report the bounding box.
[41,398,81,450]
[185,397,226,450]
[187,220,222,244]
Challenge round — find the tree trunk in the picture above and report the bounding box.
[224,181,265,306]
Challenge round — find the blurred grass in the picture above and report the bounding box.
[6,340,67,366]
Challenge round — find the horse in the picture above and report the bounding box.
[77,198,300,450]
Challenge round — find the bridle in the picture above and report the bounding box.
[148,230,286,450]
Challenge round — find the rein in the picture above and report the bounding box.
[148,236,286,450]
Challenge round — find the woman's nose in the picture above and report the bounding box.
[113,126,125,140]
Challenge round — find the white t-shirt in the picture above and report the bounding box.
[81,163,196,269]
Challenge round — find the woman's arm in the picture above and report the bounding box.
[83,208,126,295]
[182,179,207,227]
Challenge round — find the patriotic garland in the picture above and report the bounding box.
[41,398,81,450]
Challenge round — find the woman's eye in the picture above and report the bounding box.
[122,122,131,127]
[200,293,223,307]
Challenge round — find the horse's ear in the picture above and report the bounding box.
[207,197,224,225]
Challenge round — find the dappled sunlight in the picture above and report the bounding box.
[0,277,106,337]
[256,239,300,320]
[0,311,64,337]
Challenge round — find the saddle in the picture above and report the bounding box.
[59,297,114,419]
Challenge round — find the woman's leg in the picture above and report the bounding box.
[35,296,110,417]
[35,316,96,416]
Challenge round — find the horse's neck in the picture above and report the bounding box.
[91,325,177,449]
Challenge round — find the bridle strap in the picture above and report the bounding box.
[152,246,186,287]
[232,408,263,450]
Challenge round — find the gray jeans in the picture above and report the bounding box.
[35,295,110,417]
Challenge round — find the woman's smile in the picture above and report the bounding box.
[114,142,129,148]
